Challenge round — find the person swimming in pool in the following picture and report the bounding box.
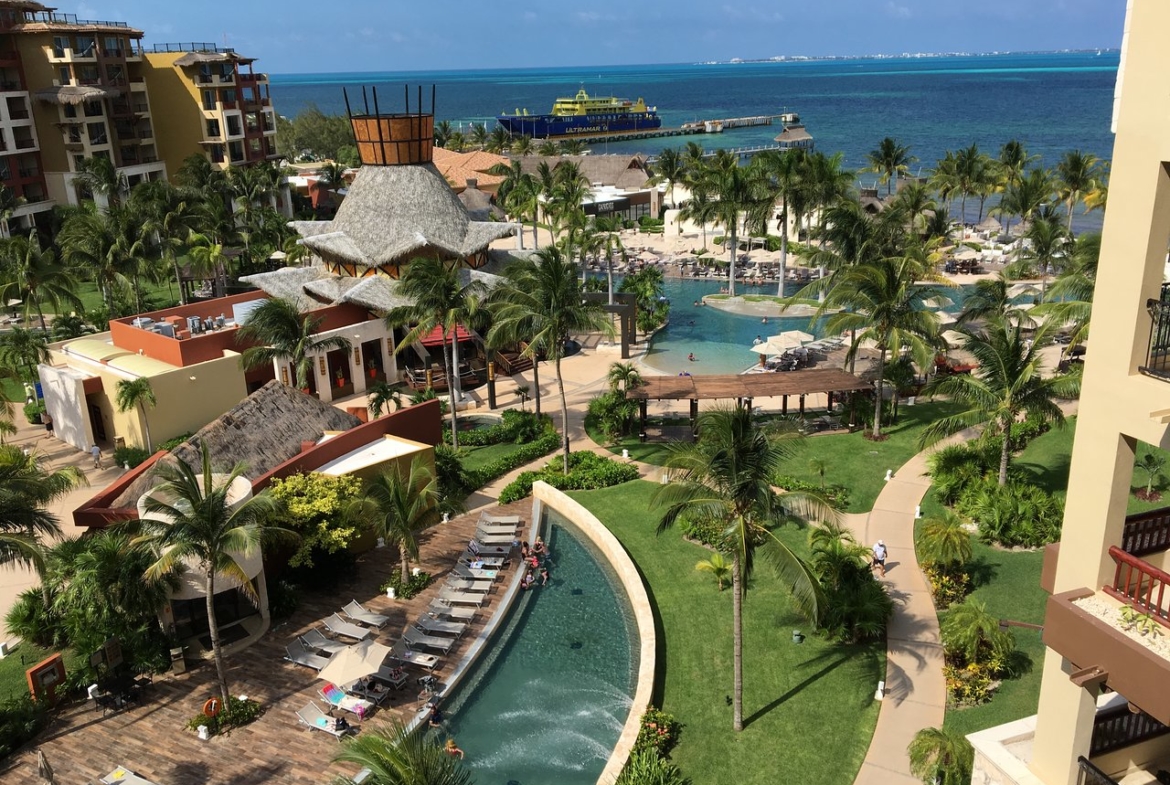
[688,353,696,362]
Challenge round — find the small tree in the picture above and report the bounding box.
[114,377,157,452]
[808,458,827,489]
[916,510,973,568]
[348,456,440,584]
[1135,451,1167,500]
[267,472,364,568]
[367,382,402,419]
[908,726,974,785]
[941,599,1014,666]
[695,552,731,591]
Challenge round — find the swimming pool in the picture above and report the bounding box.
[440,511,638,784]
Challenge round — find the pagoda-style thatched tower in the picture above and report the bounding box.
[290,86,515,279]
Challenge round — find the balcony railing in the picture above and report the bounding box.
[1090,703,1170,755]
[26,12,129,27]
[146,43,234,54]
[1141,286,1170,379]
[1123,508,1170,556]
[1105,545,1170,627]
[1077,757,1119,785]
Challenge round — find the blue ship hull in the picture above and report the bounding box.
[496,112,662,138]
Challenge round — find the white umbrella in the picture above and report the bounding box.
[1007,283,1040,299]
[775,330,815,344]
[935,311,956,326]
[318,638,392,686]
[922,296,954,310]
[942,330,968,348]
[953,247,980,261]
[6,298,21,307]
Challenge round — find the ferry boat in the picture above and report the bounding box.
[496,88,661,138]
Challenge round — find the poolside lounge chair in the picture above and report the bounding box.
[460,554,507,569]
[319,682,375,719]
[438,588,486,606]
[480,513,521,525]
[453,564,497,581]
[477,522,518,537]
[285,641,330,671]
[346,678,391,705]
[415,615,466,638]
[343,600,389,629]
[389,640,439,670]
[296,701,354,740]
[475,533,516,546]
[403,629,454,654]
[428,600,478,620]
[324,613,373,641]
[300,628,350,655]
[372,664,409,690]
[445,578,492,593]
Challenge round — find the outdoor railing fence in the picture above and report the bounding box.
[1105,545,1170,627]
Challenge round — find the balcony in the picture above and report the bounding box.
[14,136,35,150]
[1141,284,1170,379]
[46,46,97,64]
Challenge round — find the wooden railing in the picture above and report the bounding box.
[1123,508,1170,556]
[1091,704,1170,755]
[1078,757,1120,785]
[1105,545,1170,627]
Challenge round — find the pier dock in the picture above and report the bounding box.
[533,113,789,145]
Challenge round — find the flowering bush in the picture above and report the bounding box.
[922,563,971,610]
[633,706,681,758]
[943,662,994,707]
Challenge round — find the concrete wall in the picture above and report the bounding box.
[37,364,93,451]
[141,52,211,178]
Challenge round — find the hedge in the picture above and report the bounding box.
[498,451,640,504]
[450,410,548,447]
[462,429,561,490]
[774,474,850,509]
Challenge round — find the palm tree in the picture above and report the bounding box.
[385,258,486,447]
[1054,150,1102,235]
[561,138,587,156]
[648,147,687,208]
[511,135,534,157]
[186,231,230,299]
[489,160,541,249]
[695,552,731,591]
[1135,452,1167,499]
[130,443,284,704]
[0,326,49,381]
[1011,215,1070,297]
[0,445,87,606]
[908,726,974,785]
[997,140,1036,192]
[955,274,1032,326]
[653,406,828,732]
[919,320,1081,485]
[892,181,936,237]
[73,155,126,208]
[445,132,466,153]
[695,161,770,296]
[607,361,643,394]
[367,381,402,419]
[757,149,806,295]
[238,297,352,392]
[348,456,439,583]
[58,210,131,313]
[0,183,25,237]
[941,598,1014,664]
[432,120,452,149]
[537,139,558,157]
[485,126,511,154]
[469,123,488,150]
[317,162,348,196]
[802,151,855,274]
[994,167,1053,240]
[548,162,590,263]
[865,137,917,196]
[677,183,717,249]
[808,457,827,488]
[0,232,80,332]
[915,510,973,567]
[132,181,202,305]
[114,377,157,452]
[815,252,945,438]
[333,722,473,785]
[488,247,612,472]
[1044,232,1100,347]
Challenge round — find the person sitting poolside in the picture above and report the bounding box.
[520,541,531,559]
[540,566,550,585]
[533,537,547,556]
[428,704,445,727]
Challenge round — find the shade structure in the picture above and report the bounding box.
[922,296,954,310]
[420,324,475,347]
[1007,283,1040,300]
[942,330,968,348]
[953,247,980,261]
[935,311,957,326]
[318,638,392,686]
[776,330,815,344]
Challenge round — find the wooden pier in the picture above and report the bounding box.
[645,144,783,164]
[529,113,789,145]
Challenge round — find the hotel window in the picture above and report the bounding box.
[75,36,95,57]
[205,118,220,138]
[58,66,70,85]
[63,104,76,119]
[202,90,215,110]
[77,66,99,85]
[102,37,122,57]
[225,116,241,137]
[86,122,107,146]
[51,36,68,58]
[83,101,102,117]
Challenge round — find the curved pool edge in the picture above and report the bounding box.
[531,481,657,785]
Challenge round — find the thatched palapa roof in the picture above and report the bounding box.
[36,85,119,105]
[518,154,649,190]
[111,381,360,508]
[290,163,515,269]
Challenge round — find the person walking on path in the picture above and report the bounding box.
[90,444,102,470]
[872,539,887,577]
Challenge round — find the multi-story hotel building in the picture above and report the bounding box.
[968,3,1170,784]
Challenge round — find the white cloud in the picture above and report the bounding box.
[720,5,783,23]
[885,1,912,19]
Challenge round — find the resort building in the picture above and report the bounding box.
[70,381,442,658]
[518,153,661,223]
[967,4,1170,784]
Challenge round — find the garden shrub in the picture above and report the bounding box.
[381,570,432,600]
[113,446,151,468]
[616,750,690,785]
[774,474,850,509]
[926,442,999,505]
[633,706,681,757]
[587,391,640,444]
[267,580,300,621]
[451,410,549,447]
[1007,414,1050,451]
[922,563,971,609]
[498,451,640,504]
[679,518,730,548]
[434,444,474,514]
[461,429,561,490]
[0,695,49,759]
[22,400,44,424]
[943,663,994,707]
[957,480,1063,547]
[158,432,194,452]
[267,472,365,568]
[186,696,263,736]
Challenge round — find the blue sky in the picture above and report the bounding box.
[84,0,1124,74]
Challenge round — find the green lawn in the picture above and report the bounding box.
[73,279,180,314]
[572,481,883,785]
[460,441,530,473]
[916,491,1050,737]
[0,642,84,701]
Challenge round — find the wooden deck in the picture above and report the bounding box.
[627,368,871,401]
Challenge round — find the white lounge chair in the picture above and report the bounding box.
[319,682,375,719]
[389,640,439,670]
[428,600,478,620]
[445,578,492,593]
[475,533,516,546]
[404,629,454,654]
[285,642,330,671]
[438,588,484,606]
[343,600,389,629]
[300,628,350,655]
[324,613,373,641]
[453,564,497,581]
[372,664,409,690]
[415,615,466,638]
[296,701,353,740]
[479,513,521,525]
[461,554,506,569]
[477,523,518,537]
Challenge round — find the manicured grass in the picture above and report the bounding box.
[0,642,84,701]
[73,279,180,314]
[572,481,883,785]
[460,441,530,473]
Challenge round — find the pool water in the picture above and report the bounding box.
[440,513,638,784]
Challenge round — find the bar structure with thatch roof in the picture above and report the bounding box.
[627,368,871,437]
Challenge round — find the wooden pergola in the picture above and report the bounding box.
[626,368,872,438]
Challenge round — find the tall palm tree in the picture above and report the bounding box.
[488,247,612,472]
[908,726,974,785]
[0,326,48,381]
[0,232,81,332]
[678,182,717,249]
[511,135,534,157]
[333,722,473,785]
[816,252,945,438]
[994,167,1054,241]
[1043,232,1100,346]
[648,147,686,209]
[73,155,126,208]
[696,161,770,296]
[238,297,352,391]
[997,140,1036,193]
[0,183,25,237]
[348,456,439,584]
[489,160,540,249]
[537,139,558,157]
[432,120,452,149]
[1054,150,1102,235]
[757,148,806,294]
[469,123,488,150]
[0,445,87,606]
[317,162,348,196]
[132,181,202,305]
[548,161,590,263]
[652,406,827,732]
[919,319,1081,485]
[803,151,855,269]
[386,258,487,446]
[131,445,284,703]
[115,377,157,452]
[58,210,131,313]
[892,181,936,237]
[1010,214,1070,297]
[186,231,229,299]
[955,274,1033,327]
[485,126,511,154]
[607,361,643,394]
[865,137,917,196]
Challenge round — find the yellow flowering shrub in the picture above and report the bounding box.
[268,472,364,568]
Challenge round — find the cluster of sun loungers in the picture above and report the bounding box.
[289,512,524,739]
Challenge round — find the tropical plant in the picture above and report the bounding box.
[50,312,90,341]
[808,519,893,642]
[652,406,830,731]
[808,457,827,488]
[677,181,717,249]
[1043,232,1100,347]
[1008,214,1070,296]
[129,443,286,703]
[238,297,352,391]
[368,381,403,419]
[489,159,541,248]
[994,167,1054,241]
[57,209,134,313]
[908,726,974,785]
[266,472,364,569]
[488,247,613,472]
[0,183,24,237]
[757,148,806,294]
[347,456,439,584]
[607,361,644,394]
[695,552,731,591]
[385,258,487,448]
[1054,150,1102,234]
[916,510,973,567]
[865,136,917,196]
[1135,451,1167,499]
[0,326,48,381]
[648,147,687,209]
[432,120,452,149]
[0,233,80,332]
[114,377,157,452]
[616,749,690,785]
[332,721,473,785]
[694,161,771,295]
[941,598,1014,665]
[73,155,126,207]
[920,319,1081,485]
[955,274,1031,326]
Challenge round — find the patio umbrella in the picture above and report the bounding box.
[935,311,956,326]
[953,247,980,261]
[38,750,55,785]
[1006,283,1040,300]
[318,638,392,686]
[922,296,954,310]
[6,298,21,307]
[775,330,815,344]
[942,330,968,349]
